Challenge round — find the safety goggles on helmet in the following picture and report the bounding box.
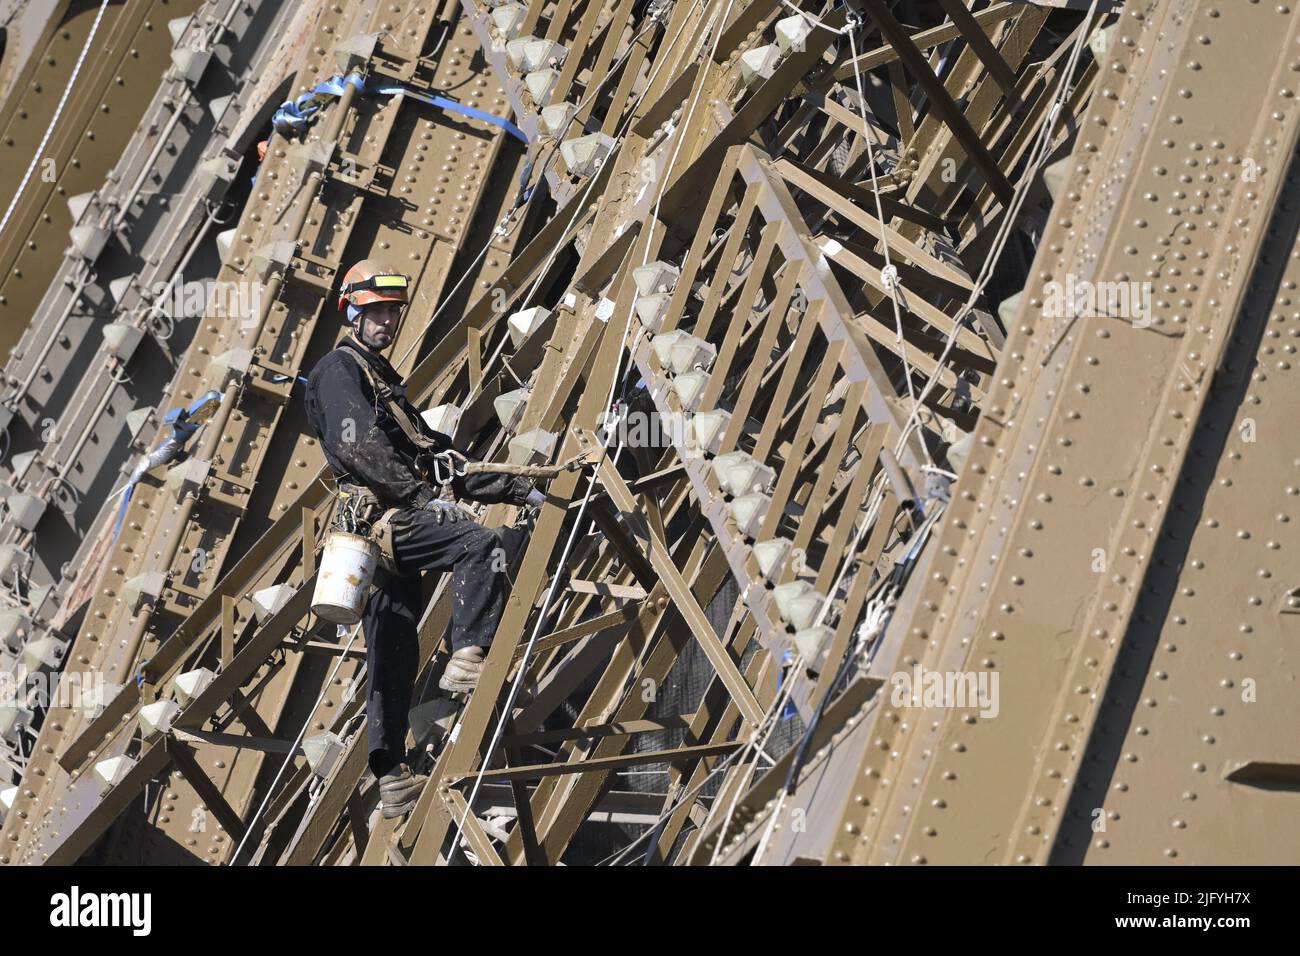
[336,273,410,311]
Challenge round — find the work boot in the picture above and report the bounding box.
[439,645,486,693]
[378,763,427,819]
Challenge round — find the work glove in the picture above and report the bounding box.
[421,498,470,524]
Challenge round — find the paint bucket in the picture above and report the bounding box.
[311,532,379,625]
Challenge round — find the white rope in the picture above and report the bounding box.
[460,0,1099,861]
[0,0,113,236]
[844,21,935,469]
[231,626,362,864]
[896,0,1102,454]
[449,0,740,857]
[704,652,802,864]
[391,18,664,374]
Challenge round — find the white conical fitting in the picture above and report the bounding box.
[0,703,32,743]
[139,700,182,737]
[508,305,551,346]
[0,544,24,578]
[287,139,333,180]
[171,47,212,86]
[489,3,526,40]
[524,68,558,105]
[125,407,153,443]
[78,681,120,720]
[67,191,95,222]
[8,452,35,478]
[1043,157,1070,202]
[794,625,834,667]
[333,32,379,73]
[22,636,67,671]
[504,35,538,69]
[729,492,771,537]
[560,132,614,176]
[670,371,710,411]
[27,583,53,616]
[712,451,775,497]
[123,571,166,612]
[164,457,211,499]
[753,538,793,579]
[93,755,137,795]
[252,239,295,280]
[174,667,216,707]
[775,15,813,54]
[946,431,974,476]
[6,494,46,532]
[651,329,690,367]
[667,336,716,375]
[198,150,235,193]
[633,261,680,296]
[167,14,193,44]
[1089,23,1115,64]
[689,409,731,455]
[494,387,529,432]
[108,275,134,304]
[508,428,557,466]
[252,584,295,620]
[70,225,109,262]
[208,347,253,386]
[102,322,145,360]
[519,38,566,72]
[422,404,461,437]
[0,609,30,652]
[634,292,672,333]
[0,785,16,814]
[540,102,576,137]
[303,732,345,778]
[216,227,237,262]
[773,581,825,631]
[997,291,1022,329]
[738,45,781,87]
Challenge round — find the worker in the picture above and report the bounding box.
[304,259,542,819]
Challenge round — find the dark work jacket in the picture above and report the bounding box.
[304,337,452,507]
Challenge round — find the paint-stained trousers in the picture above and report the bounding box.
[361,508,525,777]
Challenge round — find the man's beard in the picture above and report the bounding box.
[359,324,390,349]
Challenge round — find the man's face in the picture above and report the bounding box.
[358,301,402,349]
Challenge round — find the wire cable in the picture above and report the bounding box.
[449,0,740,857]
[0,0,112,236]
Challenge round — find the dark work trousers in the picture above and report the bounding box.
[361,507,527,777]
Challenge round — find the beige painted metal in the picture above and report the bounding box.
[3,0,1296,868]
[814,0,1300,867]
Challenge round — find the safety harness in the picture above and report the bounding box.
[333,346,448,570]
[328,345,588,569]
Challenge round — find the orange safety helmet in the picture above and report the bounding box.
[337,259,411,312]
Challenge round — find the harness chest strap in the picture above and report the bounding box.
[370,506,399,572]
[337,346,442,454]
